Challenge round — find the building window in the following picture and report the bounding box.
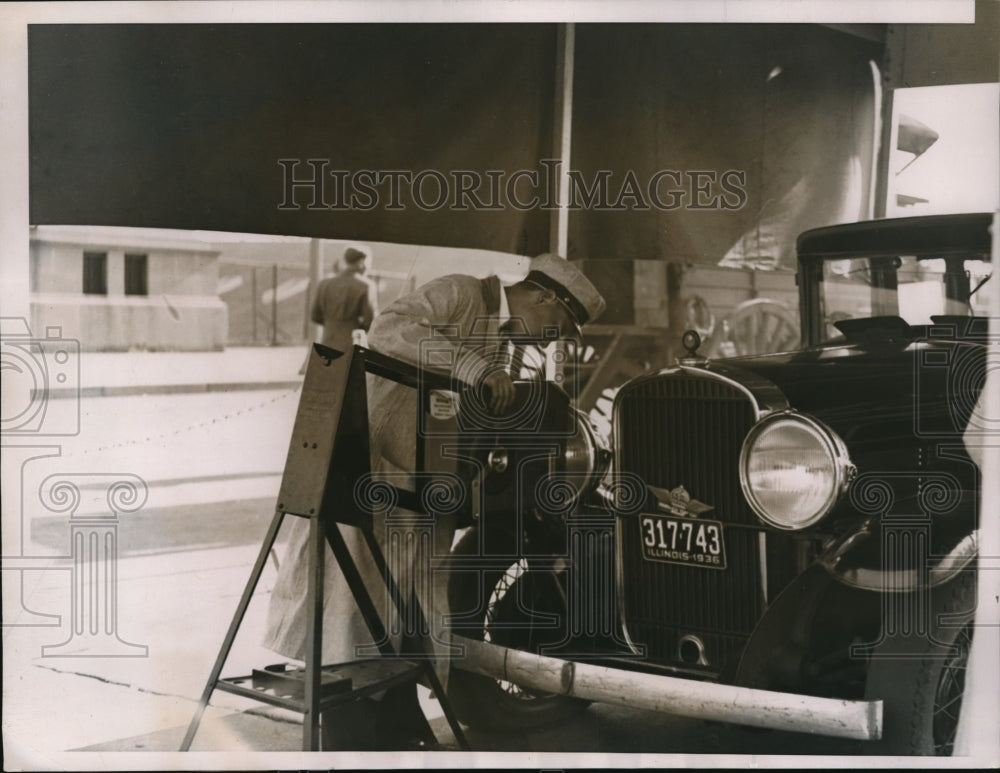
[124,253,149,296]
[83,251,107,295]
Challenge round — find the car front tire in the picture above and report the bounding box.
[445,528,589,732]
[862,569,976,755]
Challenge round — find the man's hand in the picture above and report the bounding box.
[482,369,516,415]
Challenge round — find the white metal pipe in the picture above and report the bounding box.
[453,635,882,741]
[548,22,574,258]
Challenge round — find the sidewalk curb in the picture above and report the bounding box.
[47,381,303,399]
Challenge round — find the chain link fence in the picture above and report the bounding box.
[218,260,414,346]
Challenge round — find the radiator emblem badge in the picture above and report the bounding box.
[650,485,714,517]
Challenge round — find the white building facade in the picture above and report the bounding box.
[29,226,227,351]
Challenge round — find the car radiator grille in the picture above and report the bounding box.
[615,372,765,671]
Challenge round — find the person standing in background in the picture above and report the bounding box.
[312,246,377,352]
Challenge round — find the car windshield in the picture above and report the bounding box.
[818,253,993,341]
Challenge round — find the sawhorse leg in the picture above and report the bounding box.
[302,509,325,750]
[357,526,470,750]
[180,508,287,751]
[181,509,470,752]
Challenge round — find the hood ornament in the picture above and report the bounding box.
[678,329,709,366]
[648,484,714,517]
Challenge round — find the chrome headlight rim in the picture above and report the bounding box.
[563,409,611,495]
[739,410,855,531]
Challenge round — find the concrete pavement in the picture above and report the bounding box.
[54,344,308,398]
[8,344,583,767]
[4,344,401,767]
[29,344,310,512]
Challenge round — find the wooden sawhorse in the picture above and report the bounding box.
[180,343,470,751]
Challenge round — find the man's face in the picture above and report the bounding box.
[516,288,578,348]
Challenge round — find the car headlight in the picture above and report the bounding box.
[739,412,855,530]
[562,410,611,495]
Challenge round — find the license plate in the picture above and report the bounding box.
[639,514,727,569]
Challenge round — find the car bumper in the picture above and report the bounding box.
[452,635,882,741]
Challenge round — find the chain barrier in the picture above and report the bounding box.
[64,386,302,458]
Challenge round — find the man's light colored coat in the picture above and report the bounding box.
[265,274,505,685]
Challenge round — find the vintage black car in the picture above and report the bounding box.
[442,212,993,756]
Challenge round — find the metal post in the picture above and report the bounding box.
[271,264,279,346]
[251,267,258,344]
[549,22,575,258]
[307,238,323,341]
[549,22,576,387]
[302,513,325,750]
[873,24,903,219]
[304,276,312,343]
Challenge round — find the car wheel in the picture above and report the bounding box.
[862,569,976,755]
[446,528,589,731]
[708,298,799,358]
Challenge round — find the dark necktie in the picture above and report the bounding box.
[509,341,527,379]
[495,321,526,378]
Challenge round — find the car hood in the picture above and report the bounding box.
[716,337,987,453]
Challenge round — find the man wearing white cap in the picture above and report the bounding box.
[264,254,605,749]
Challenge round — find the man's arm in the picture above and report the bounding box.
[356,281,376,332]
[310,281,325,325]
[367,275,515,413]
[368,275,489,368]
[367,276,472,366]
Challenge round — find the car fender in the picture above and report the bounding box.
[735,563,875,691]
[817,510,978,593]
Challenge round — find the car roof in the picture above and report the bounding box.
[796,212,993,259]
